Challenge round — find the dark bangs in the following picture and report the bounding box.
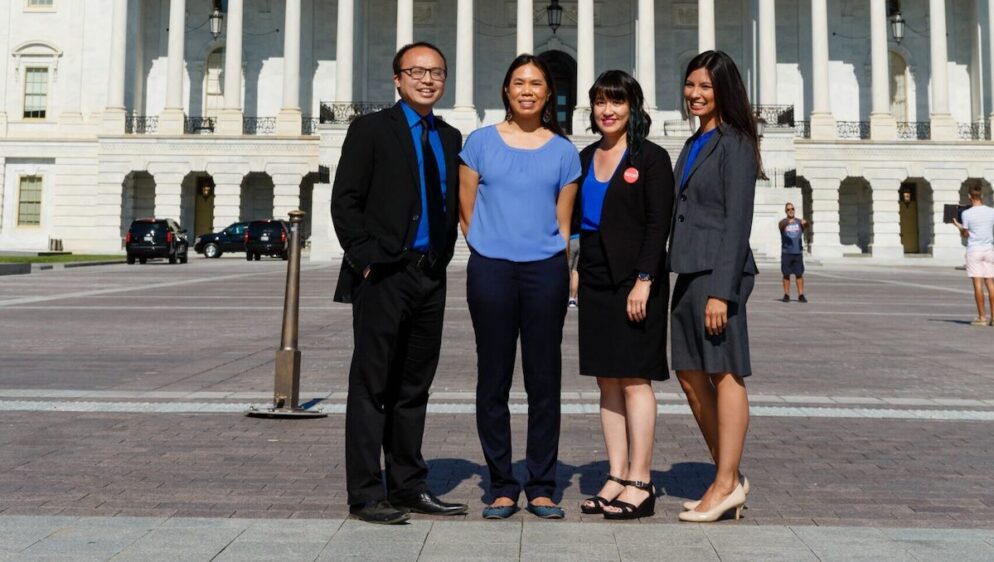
[587,70,651,161]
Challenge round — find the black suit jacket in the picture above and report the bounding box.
[331,103,462,302]
[577,140,675,285]
[666,124,759,302]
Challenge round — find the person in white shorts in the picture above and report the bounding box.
[953,184,994,326]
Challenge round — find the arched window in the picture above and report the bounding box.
[204,47,225,118]
[888,51,908,121]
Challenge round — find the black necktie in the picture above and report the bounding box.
[419,116,445,256]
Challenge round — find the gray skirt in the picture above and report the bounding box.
[670,272,754,377]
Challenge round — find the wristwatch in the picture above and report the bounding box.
[637,272,655,282]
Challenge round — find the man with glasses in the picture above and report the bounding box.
[779,203,808,302]
[332,42,467,524]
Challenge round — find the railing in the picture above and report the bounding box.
[243,116,276,135]
[184,116,216,134]
[752,105,795,128]
[319,101,392,124]
[124,115,158,134]
[755,167,795,189]
[794,120,811,139]
[957,121,991,141]
[897,121,930,140]
[837,121,870,139]
[302,117,320,135]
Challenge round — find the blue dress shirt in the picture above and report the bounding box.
[399,101,447,252]
[680,128,717,191]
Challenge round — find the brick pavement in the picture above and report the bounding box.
[1,259,993,559]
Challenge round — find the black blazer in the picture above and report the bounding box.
[577,140,674,285]
[331,103,462,302]
[666,124,759,302]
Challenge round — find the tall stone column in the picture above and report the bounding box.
[866,173,904,258]
[929,0,956,140]
[217,0,245,135]
[573,0,595,134]
[809,0,836,139]
[276,0,303,136]
[397,0,414,49]
[450,0,478,131]
[698,0,715,52]
[101,0,129,133]
[637,0,656,111]
[159,0,187,135]
[758,0,777,105]
[989,0,994,125]
[969,0,983,122]
[808,175,846,259]
[517,0,533,54]
[335,0,354,102]
[869,0,897,139]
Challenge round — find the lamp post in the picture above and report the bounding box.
[547,0,563,34]
[209,6,224,39]
[889,11,905,43]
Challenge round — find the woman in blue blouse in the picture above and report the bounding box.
[459,54,581,520]
[575,70,674,520]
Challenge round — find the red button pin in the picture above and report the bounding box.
[623,167,639,183]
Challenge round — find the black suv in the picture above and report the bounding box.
[125,218,189,264]
[244,219,289,261]
[194,222,248,258]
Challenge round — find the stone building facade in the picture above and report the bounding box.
[1,0,993,265]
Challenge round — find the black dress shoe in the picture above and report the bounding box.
[392,492,468,516]
[349,500,411,525]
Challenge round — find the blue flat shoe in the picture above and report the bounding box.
[482,504,519,519]
[526,503,565,519]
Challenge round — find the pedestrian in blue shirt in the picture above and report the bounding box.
[459,54,581,520]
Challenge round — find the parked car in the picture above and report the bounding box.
[125,218,189,264]
[244,219,289,260]
[194,222,248,258]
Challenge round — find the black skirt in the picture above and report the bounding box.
[670,271,754,377]
[577,231,669,380]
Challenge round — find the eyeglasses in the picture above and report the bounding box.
[786,207,795,211]
[399,67,447,81]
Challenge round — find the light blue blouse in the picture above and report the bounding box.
[460,125,582,262]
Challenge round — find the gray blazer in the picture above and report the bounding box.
[666,124,759,303]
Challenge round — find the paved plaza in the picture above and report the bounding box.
[1,257,993,560]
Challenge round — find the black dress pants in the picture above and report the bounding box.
[345,261,446,505]
[466,250,569,501]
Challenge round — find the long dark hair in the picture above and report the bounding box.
[500,54,568,139]
[587,70,651,163]
[683,50,763,176]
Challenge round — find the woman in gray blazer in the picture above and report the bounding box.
[668,51,761,523]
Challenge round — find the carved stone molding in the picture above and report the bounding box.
[672,3,698,28]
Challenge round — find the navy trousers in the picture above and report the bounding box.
[467,250,569,501]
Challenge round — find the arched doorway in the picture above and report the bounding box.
[898,179,933,254]
[120,171,156,240]
[536,50,576,134]
[240,172,275,221]
[180,172,215,237]
[839,178,873,254]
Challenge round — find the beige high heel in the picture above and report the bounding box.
[678,483,746,523]
[682,474,749,511]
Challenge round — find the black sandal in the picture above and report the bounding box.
[580,474,627,514]
[603,479,655,520]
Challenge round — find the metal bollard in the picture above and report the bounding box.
[247,209,327,419]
